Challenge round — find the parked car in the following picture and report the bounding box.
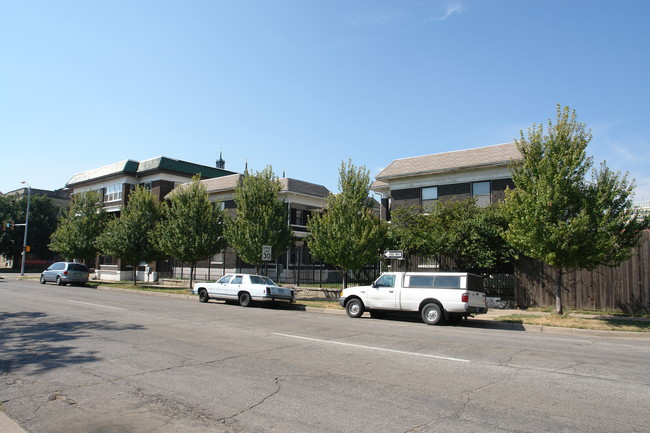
[40,262,89,286]
[193,274,295,306]
[338,272,487,325]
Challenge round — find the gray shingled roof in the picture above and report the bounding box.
[375,142,522,180]
[279,178,330,198]
[201,174,243,193]
[173,173,330,197]
[182,175,330,198]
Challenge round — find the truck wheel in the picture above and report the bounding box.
[198,289,209,303]
[346,298,364,318]
[421,303,444,325]
[239,292,252,307]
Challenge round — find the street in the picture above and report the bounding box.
[1,279,649,433]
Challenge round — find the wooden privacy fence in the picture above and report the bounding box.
[515,231,650,313]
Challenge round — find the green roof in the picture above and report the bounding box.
[67,156,235,187]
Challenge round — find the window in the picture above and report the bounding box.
[407,275,434,288]
[231,276,243,285]
[295,209,304,226]
[104,184,123,202]
[433,276,461,288]
[211,251,224,264]
[217,275,232,284]
[422,186,438,207]
[472,181,491,207]
[374,274,395,288]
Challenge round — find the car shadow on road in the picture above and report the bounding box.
[0,311,146,375]
[362,312,528,331]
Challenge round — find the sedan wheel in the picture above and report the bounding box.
[40,275,46,284]
[198,289,209,303]
[239,292,252,307]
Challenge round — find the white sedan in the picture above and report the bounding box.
[193,274,295,307]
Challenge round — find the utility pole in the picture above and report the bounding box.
[20,181,31,276]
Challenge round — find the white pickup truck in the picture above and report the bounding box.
[193,274,295,307]
[338,272,487,325]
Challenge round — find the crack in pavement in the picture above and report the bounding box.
[217,376,282,427]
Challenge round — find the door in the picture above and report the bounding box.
[367,274,399,310]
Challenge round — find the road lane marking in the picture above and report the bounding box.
[274,333,471,363]
[68,300,126,310]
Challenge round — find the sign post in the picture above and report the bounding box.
[383,250,404,260]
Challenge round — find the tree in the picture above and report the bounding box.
[0,194,59,268]
[504,105,649,314]
[224,167,293,272]
[426,199,515,274]
[156,176,227,288]
[49,190,108,264]
[98,186,164,285]
[389,200,515,274]
[387,205,436,269]
[307,160,387,288]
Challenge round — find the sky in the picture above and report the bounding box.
[2,0,650,200]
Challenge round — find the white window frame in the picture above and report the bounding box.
[104,184,123,203]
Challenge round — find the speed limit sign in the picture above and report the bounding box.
[262,245,272,261]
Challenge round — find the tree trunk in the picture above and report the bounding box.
[133,267,138,286]
[342,270,348,289]
[189,263,195,290]
[555,269,563,315]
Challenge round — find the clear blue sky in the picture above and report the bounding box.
[2,0,649,200]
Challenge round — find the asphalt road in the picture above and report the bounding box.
[1,279,650,433]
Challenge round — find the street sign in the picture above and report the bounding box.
[262,245,272,261]
[384,250,404,260]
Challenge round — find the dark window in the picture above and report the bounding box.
[434,276,461,288]
[68,263,88,272]
[467,275,485,293]
[408,275,435,287]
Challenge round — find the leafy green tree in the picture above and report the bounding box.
[0,194,59,268]
[224,167,293,272]
[389,201,515,274]
[427,199,515,274]
[504,105,649,314]
[49,190,108,264]
[98,186,163,285]
[307,160,387,288]
[156,176,227,288]
[387,205,436,269]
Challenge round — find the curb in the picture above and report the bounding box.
[0,412,27,433]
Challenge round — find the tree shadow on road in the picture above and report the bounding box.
[0,311,145,375]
